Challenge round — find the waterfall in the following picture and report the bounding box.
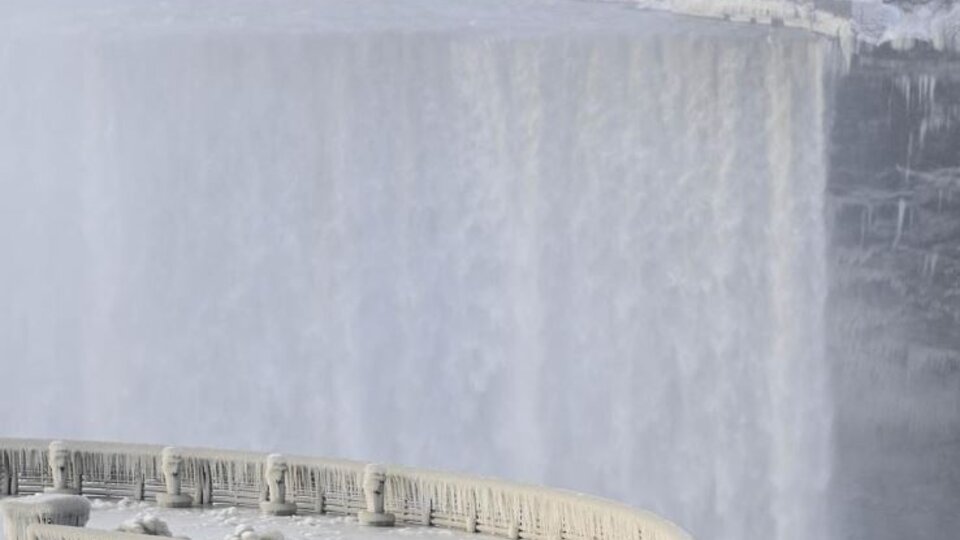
[0,3,839,539]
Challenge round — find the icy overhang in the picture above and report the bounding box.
[620,0,960,53]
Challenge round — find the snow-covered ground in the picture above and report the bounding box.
[0,499,481,540]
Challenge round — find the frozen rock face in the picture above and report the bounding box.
[827,52,960,540]
[0,2,837,539]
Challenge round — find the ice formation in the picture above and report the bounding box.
[156,448,192,509]
[44,443,75,496]
[851,0,960,51]
[358,464,394,527]
[259,455,296,517]
[630,0,852,37]
[621,0,960,52]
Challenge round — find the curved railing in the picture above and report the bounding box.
[0,439,690,540]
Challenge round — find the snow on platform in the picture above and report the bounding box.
[0,499,485,540]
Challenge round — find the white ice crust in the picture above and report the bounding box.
[622,0,960,52]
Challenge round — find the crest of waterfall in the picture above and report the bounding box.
[0,2,840,539]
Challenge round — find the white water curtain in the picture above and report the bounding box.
[0,5,836,539]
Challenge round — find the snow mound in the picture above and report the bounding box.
[116,515,183,539]
[223,525,283,540]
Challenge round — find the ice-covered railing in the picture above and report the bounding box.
[0,439,690,540]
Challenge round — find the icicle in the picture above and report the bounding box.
[860,206,868,246]
[133,475,145,502]
[925,252,941,280]
[70,451,83,496]
[421,500,433,526]
[894,197,907,247]
[315,490,326,514]
[195,461,213,506]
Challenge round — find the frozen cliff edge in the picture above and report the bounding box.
[610,1,960,53]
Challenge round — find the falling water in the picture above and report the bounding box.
[0,2,839,539]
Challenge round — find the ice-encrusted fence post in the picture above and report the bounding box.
[156,447,192,508]
[71,451,83,496]
[312,471,326,514]
[134,475,145,501]
[315,491,326,514]
[45,442,76,495]
[9,460,17,496]
[359,464,394,526]
[260,454,296,516]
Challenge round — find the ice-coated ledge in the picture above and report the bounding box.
[608,0,960,53]
[0,439,692,540]
[851,0,960,51]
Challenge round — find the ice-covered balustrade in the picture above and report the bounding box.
[0,439,689,540]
